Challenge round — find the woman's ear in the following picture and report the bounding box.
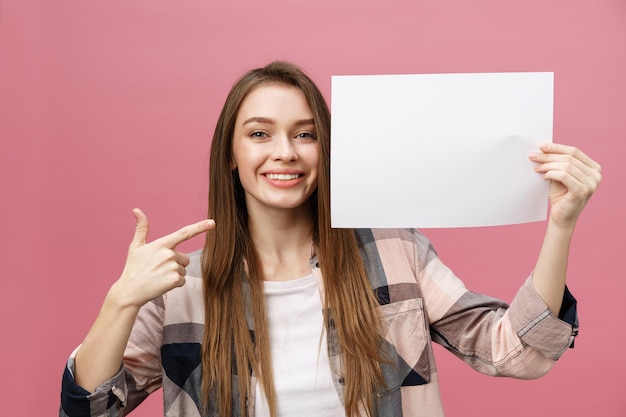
[230,154,237,170]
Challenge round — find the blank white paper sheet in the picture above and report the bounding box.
[330,71,553,228]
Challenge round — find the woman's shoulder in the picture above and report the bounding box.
[162,249,204,315]
[186,248,203,278]
[354,228,437,270]
[353,228,430,248]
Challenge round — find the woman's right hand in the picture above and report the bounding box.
[109,208,215,309]
[74,209,214,392]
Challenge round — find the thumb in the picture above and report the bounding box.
[130,208,149,249]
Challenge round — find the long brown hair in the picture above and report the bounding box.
[201,61,386,417]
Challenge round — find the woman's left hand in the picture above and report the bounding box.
[529,143,602,229]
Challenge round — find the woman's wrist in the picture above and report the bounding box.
[104,280,144,314]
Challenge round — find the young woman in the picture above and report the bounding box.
[60,61,601,417]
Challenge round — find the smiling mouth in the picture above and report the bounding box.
[265,173,302,180]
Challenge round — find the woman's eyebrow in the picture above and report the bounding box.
[242,116,274,126]
[242,117,315,127]
[293,118,315,127]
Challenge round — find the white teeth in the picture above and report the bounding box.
[266,173,300,180]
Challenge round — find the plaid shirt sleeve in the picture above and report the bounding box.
[410,228,578,378]
[354,228,578,417]
[60,297,166,417]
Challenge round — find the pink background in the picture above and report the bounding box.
[1,1,624,415]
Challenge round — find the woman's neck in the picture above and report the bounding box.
[247,204,315,281]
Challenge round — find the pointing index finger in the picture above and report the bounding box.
[157,219,215,249]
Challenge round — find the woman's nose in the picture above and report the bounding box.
[271,136,298,161]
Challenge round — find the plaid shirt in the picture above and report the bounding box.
[60,228,578,417]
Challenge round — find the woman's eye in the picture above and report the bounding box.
[296,132,317,140]
[250,131,267,138]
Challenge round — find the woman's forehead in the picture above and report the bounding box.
[237,83,313,122]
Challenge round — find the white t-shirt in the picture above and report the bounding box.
[254,274,345,417]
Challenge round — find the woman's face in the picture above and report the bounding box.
[231,83,319,215]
